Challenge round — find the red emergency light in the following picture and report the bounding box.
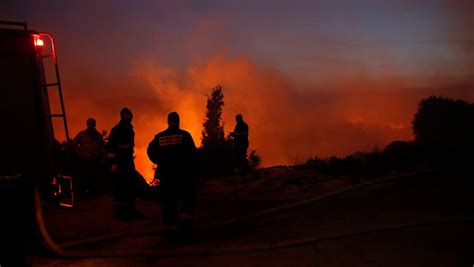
[35,37,44,47]
[32,33,58,64]
[33,35,44,52]
[35,38,44,47]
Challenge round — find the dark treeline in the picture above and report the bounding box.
[303,95,474,178]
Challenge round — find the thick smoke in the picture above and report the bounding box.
[60,53,474,183]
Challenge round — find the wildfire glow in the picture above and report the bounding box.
[61,54,474,179]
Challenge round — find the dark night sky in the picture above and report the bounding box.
[3,1,473,87]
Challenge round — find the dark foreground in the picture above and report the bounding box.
[31,170,474,266]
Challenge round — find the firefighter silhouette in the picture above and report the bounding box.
[147,112,198,242]
[230,114,249,173]
[108,108,144,221]
[72,118,104,196]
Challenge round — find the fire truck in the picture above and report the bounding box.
[0,21,70,263]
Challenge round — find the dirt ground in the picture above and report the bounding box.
[31,168,474,266]
[42,167,353,242]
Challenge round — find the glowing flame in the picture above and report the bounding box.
[389,123,406,130]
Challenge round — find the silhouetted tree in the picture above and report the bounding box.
[199,85,234,177]
[201,85,226,149]
[248,150,261,170]
[412,95,474,168]
[412,96,473,145]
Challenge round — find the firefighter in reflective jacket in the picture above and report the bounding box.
[147,112,198,241]
[108,107,143,221]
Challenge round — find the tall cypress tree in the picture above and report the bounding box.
[199,85,235,176]
[201,85,225,149]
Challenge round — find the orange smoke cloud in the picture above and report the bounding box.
[62,53,473,181]
[131,54,419,166]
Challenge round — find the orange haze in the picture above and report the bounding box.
[59,54,473,182]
